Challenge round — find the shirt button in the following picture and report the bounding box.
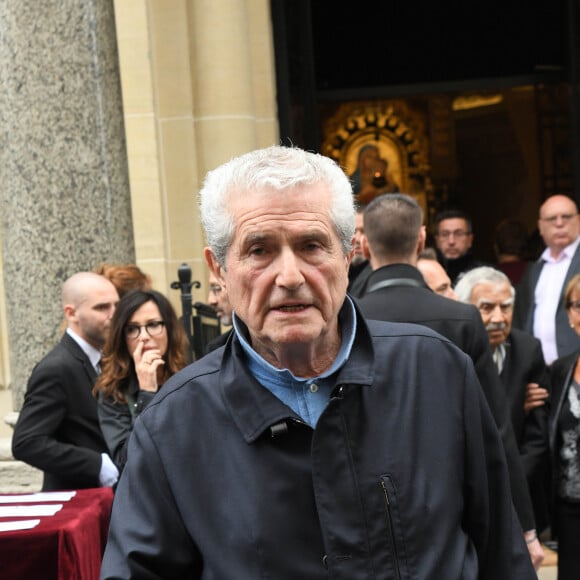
[309,383,318,393]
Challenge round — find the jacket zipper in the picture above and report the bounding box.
[380,478,402,580]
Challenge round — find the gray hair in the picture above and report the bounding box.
[454,266,515,303]
[199,145,355,267]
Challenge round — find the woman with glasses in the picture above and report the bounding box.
[93,289,189,473]
[548,272,580,579]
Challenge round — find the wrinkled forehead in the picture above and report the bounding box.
[473,281,512,300]
[228,186,334,229]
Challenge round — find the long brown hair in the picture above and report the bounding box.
[93,290,189,403]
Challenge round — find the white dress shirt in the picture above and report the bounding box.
[533,237,580,364]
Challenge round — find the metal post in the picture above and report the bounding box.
[170,263,200,363]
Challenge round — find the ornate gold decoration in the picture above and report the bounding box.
[320,100,431,214]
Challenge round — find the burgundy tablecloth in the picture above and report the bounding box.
[0,487,114,580]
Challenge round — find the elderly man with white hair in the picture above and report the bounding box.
[455,266,551,534]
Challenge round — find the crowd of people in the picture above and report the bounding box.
[10,144,580,578]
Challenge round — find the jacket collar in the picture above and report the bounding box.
[367,263,430,290]
[219,303,375,443]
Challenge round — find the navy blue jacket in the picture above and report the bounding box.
[102,314,534,579]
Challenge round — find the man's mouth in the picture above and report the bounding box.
[276,304,308,312]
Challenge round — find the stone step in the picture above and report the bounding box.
[0,436,42,493]
[0,460,42,493]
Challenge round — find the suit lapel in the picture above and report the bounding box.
[560,243,580,306]
[61,333,98,382]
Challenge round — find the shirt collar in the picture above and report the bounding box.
[66,327,101,369]
[541,235,580,263]
[232,296,357,383]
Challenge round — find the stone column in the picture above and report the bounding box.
[187,0,278,175]
[0,0,135,409]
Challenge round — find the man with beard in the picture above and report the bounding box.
[434,208,487,285]
[205,271,234,353]
[417,248,458,300]
[207,271,233,327]
[12,272,120,490]
[455,266,551,534]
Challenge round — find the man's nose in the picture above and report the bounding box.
[275,249,304,289]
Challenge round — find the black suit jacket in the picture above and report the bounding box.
[513,242,580,359]
[500,328,550,532]
[500,329,549,457]
[12,333,108,491]
[356,263,535,531]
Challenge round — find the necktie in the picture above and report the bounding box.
[492,346,504,374]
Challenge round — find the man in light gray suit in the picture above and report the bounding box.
[513,194,580,364]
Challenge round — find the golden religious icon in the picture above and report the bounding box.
[347,141,401,204]
[321,101,431,217]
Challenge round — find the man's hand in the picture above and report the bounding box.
[524,532,544,571]
[524,382,549,415]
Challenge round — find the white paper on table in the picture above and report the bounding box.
[0,519,41,532]
[0,504,63,517]
[0,491,76,504]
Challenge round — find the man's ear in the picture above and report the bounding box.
[204,248,226,287]
[361,234,372,259]
[416,226,426,255]
[63,304,76,323]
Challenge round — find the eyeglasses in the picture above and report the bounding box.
[477,302,513,315]
[540,213,578,224]
[209,284,223,295]
[125,320,166,339]
[436,230,470,240]
[567,300,580,313]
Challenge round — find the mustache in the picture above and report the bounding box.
[486,322,507,332]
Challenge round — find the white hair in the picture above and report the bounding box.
[199,145,355,267]
[454,266,515,303]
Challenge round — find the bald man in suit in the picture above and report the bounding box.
[12,272,120,490]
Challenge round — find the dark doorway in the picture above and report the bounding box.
[271,0,576,257]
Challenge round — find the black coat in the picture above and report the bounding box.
[355,263,535,531]
[12,333,107,490]
[500,329,549,461]
[547,350,580,535]
[500,328,550,531]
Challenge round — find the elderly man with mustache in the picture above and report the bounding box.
[455,266,552,536]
